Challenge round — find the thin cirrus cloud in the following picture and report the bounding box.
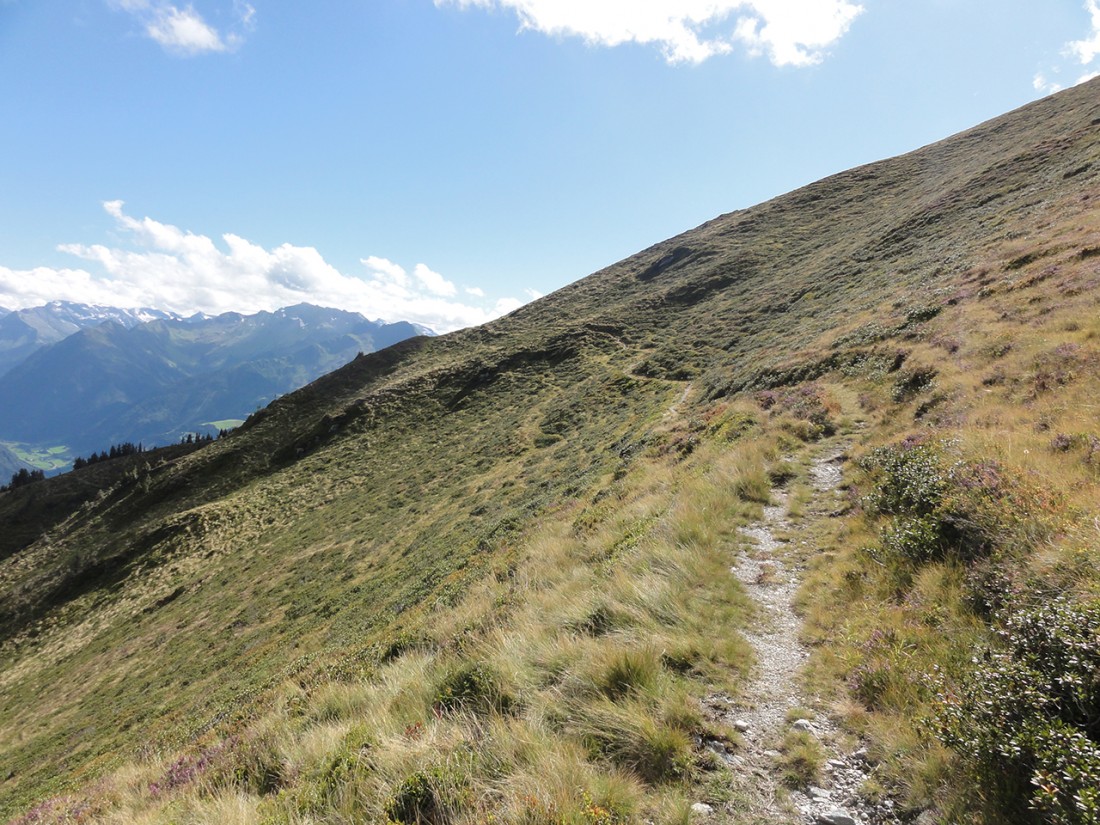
[435,0,864,66]
[0,202,527,334]
[108,0,255,55]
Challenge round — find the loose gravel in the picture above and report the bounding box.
[701,448,902,825]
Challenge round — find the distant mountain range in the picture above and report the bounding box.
[0,301,431,460]
[0,444,29,482]
[0,301,187,379]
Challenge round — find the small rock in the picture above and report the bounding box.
[690,802,714,817]
[827,759,846,769]
[792,719,814,732]
[732,719,750,732]
[810,786,832,800]
[816,811,857,825]
[852,747,869,763]
[764,749,781,758]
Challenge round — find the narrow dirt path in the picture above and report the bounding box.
[702,447,901,825]
[664,382,694,419]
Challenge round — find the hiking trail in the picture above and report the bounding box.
[699,447,902,825]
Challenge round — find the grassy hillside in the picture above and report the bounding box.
[1,80,1099,824]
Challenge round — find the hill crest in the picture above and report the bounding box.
[1,79,1099,823]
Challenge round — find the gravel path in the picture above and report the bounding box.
[702,448,901,825]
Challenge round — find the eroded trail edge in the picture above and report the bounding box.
[704,448,901,825]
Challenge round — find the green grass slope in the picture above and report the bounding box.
[1,80,1099,823]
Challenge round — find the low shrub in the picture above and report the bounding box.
[891,367,937,402]
[860,442,947,518]
[936,598,1100,825]
[433,662,515,715]
[755,383,838,440]
[387,769,444,825]
[880,515,943,564]
[860,440,1061,567]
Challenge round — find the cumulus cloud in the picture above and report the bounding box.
[413,263,458,297]
[1037,1,1100,96]
[1068,0,1100,65]
[1033,72,1063,95]
[436,0,863,66]
[108,0,254,55]
[1,202,533,333]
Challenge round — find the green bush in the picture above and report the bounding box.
[293,749,367,813]
[936,599,1100,825]
[860,442,947,518]
[880,515,943,564]
[861,442,1057,567]
[433,662,515,715]
[387,770,442,825]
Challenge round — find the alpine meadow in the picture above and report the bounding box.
[2,78,1100,825]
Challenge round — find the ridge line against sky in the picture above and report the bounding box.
[1,2,1098,333]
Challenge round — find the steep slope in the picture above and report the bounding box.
[0,305,430,454]
[1,80,1099,823]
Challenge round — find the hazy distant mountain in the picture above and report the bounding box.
[0,444,31,481]
[0,301,181,378]
[0,303,431,454]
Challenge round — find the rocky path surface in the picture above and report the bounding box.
[701,447,901,825]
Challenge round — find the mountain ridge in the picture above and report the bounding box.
[1,79,1099,823]
[0,301,183,379]
[0,303,433,457]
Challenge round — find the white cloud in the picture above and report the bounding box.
[1,202,534,334]
[524,287,543,299]
[1038,1,1100,97]
[1033,72,1063,95]
[465,286,486,297]
[361,255,409,290]
[492,296,523,315]
[413,263,458,297]
[1068,0,1100,65]
[108,0,251,55]
[436,0,863,66]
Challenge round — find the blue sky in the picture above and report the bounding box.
[1,0,1098,331]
